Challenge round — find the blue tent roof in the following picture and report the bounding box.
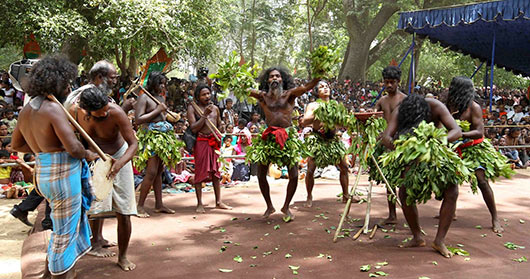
[398,0,530,77]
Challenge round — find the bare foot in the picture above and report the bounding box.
[118,257,137,271]
[434,214,457,221]
[215,202,233,210]
[262,207,276,219]
[432,242,453,258]
[136,206,150,218]
[154,206,175,214]
[88,247,116,258]
[102,239,117,248]
[281,207,295,221]
[492,219,504,233]
[305,197,313,208]
[196,205,206,213]
[379,216,398,226]
[402,237,426,248]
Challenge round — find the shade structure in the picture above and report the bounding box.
[398,0,530,77]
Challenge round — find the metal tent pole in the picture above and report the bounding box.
[489,26,496,112]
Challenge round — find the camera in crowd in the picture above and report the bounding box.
[197,67,209,78]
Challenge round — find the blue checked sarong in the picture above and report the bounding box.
[35,152,92,276]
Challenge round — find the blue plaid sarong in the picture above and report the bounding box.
[35,152,92,276]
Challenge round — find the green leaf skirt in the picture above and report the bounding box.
[305,133,346,168]
[246,127,306,168]
[134,128,185,171]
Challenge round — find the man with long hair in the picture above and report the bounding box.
[12,56,98,278]
[247,67,319,220]
[382,93,462,258]
[187,84,231,213]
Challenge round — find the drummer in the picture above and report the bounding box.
[68,85,139,271]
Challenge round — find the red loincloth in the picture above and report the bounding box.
[194,133,221,183]
[456,137,484,157]
[261,126,288,149]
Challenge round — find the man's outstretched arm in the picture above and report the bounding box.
[290,78,321,98]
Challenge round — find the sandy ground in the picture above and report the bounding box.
[0,199,37,279]
[3,169,530,279]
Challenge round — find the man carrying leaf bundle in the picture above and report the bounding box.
[301,80,351,207]
[445,76,513,233]
[382,94,463,258]
[135,72,184,217]
[374,66,407,225]
[247,67,319,220]
[187,84,232,213]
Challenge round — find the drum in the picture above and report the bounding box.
[91,155,114,201]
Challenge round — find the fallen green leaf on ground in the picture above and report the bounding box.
[219,227,226,233]
[376,262,388,266]
[504,242,525,250]
[274,224,280,230]
[251,256,257,259]
[231,217,238,221]
[289,265,300,275]
[475,225,482,229]
[220,246,227,253]
[418,277,431,279]
[223,241,232,244]
[497,233,503,237]
[513,256,527,263]
[218,269,232,273]
[519,219,525,224]
[447,246,470,257]
[249,264,257,267]
[481,234,487,237]
[233,255,243,263]
[360,264,371,272]
[457,244,464,247]
[263,251,272,256]
[464,257,471,261]
[285,253,292,258]
[283,216,292,223]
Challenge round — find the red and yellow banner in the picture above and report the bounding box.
[139,48,172,88]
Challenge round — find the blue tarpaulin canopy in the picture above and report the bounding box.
[398,0,530,77]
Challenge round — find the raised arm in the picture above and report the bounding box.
[248,88,264,101]
[289,78,321,98]
[462,102,484,140]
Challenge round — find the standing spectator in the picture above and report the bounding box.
[222,98,236,125]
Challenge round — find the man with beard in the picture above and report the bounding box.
[12,56,98,278]
[374,66,407,225]
[247,67,319,220]
[382,94,462,258]
[68,85,138,270]
[187,84,231,213]
[446,76,511,233]
[301,80,350,207]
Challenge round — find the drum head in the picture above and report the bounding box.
[92,155,114,201]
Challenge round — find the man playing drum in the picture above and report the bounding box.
[68,85,138,271]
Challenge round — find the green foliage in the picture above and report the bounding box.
[310,45,341,79]
[210,51,259,104]
[305,133,346,168]
[313,99,351,131]
[134,128,185,171]
[349,116,387,168]
[246,127,306,168]
[379,121,472,206]
[0,46,22,71]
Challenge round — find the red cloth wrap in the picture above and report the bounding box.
[456,137,484,158]
[194,133,221,183]
[261,126,289,149]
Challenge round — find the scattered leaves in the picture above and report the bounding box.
[218,269,232,273]
[289,265,300,275]
[504,242,525,250]
[233,255,243,263]
[360,265,371,272]
[285,253,292,258]
[513,256,528,263]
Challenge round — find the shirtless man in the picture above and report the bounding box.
[187,84,231,213]
[249,67,319,220]
[135,71,175,217]
[374,66,407,224]
[68,86,138,270]
[382,93,462,258]
[301,80,350,207]
[445,76,504,233]
[12,56,98,279]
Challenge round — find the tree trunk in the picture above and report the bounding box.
[340,38,370,82]
[307,0,313,52]
[249,0,257,66]
[127,46,137,78]
[61,35,87,65]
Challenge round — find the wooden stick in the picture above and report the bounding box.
[369,224,378,239]
[333,146,367,243]
[137,85,181,121]
[189,100,222,142]
[370,154,402,208]
[363,180,374,234]
[352,228,363,240]
[48,95,107,161]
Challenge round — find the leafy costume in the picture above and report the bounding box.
[246,126,305,168]
[379,121,473,206]
[134,121,185,171]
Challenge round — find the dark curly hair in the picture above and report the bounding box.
[446,76,477,119]
[382,66,401,80]
[194,83,212,101]
[79,85,108,112]
[396,93,431,137]
[258,67,295,92]
[146,71,167,94]
[24,55,77,99]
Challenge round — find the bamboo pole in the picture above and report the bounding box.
[370,154,402,208]
[363,180,374,234]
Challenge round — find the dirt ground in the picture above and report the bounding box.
[5,169,530,279]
